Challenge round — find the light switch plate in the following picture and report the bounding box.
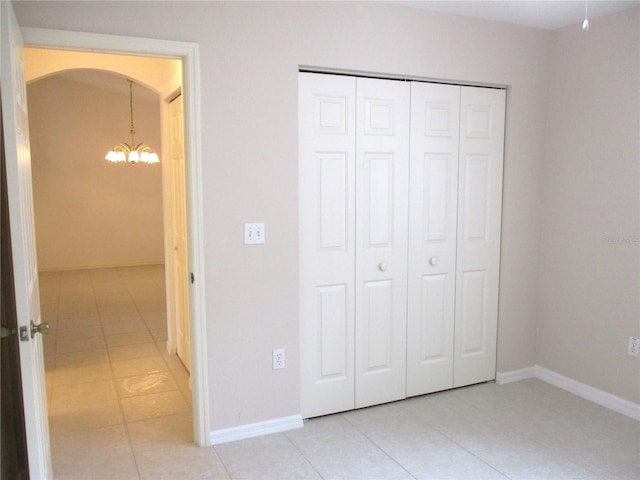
[244,223,265,244]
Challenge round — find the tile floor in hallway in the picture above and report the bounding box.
[40,267,639,480]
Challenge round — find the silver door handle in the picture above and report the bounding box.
[30,320,50,338]
[378,262,387,272]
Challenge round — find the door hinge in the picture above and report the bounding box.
[190,272,195,284]
[4,322,50,341]
[1,325,17,339]
[3,325,30,342]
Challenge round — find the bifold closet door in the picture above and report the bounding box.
[299,73,410,417]
[300,72,505,417]
[299,73,356,418]
[354,77,410,409]
[407,82,461,397]
[407,84,505,396]
[453,86,505,387]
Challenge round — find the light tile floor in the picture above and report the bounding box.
[41,266,193,479]
[41,267,639,479]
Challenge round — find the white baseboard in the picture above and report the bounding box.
[38,261,164,272]
[209,414,303,445]
[534,365,639,421]
[164,340,176,355]
[209,367,638,446]
[496,367,536,384]
[497,365,640,421]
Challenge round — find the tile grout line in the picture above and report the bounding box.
[91,269,143,480]
[423,427,510,479]
[464,397,606,480]
[447,386,611,479]
[399,390,603,480]
[49,267,178,479]
[394,398,513,479]
[110,266,194,479]
[128,266,194,411]
[340,412,418,480]
[283,426,328,480]
[211,444,235,480]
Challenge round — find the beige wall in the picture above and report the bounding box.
[539,9,640,403]
[15,0,558,432]
[28,70,164,270]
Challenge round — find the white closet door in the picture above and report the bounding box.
[407,82,460,396]
[355,77,410,408]
[453,86,505,387]
[299,73,357,418]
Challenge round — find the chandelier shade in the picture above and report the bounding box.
[106,80,159,164]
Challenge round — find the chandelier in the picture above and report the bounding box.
[105,79,160,164]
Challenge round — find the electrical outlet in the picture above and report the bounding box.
[628,336,639,357]
[273,348,285,369]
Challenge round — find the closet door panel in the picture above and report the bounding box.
[454,86,505,388]
[362,279,393,369]
[407,83,460,396]
[317,284,349,376]
[299,73,356,418]
[355,77,410,408]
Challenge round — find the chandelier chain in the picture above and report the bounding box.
[105,78,159,164]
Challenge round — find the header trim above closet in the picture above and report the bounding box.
[298,66,508,90]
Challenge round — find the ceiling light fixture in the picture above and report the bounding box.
[582,0,590,31]
[105,79,159,164]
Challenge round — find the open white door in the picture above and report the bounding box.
[1,2,52,478]
[167,93,191,372]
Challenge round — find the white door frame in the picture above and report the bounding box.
[21,27,210,447]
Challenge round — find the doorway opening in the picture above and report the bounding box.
[26,50,196,470]
[16,29,208,469]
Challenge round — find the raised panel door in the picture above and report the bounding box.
[1,2,52,477]
[354,77,409,409]
[453,86,505,387]
[300,74,505,417]
[168,94,191,372]
[407,82,460,396]
[299,73,356,418]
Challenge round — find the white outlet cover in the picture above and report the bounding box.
[628,336,639,357]
[273,348,285,369]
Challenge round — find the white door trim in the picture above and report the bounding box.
[21,27,210,447]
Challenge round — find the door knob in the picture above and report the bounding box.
[378,262,387,272]
[30,320,50,338]
[429,257,438,266]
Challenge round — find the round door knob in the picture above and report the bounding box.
[30,320,50,338]
[429,257,438,266]
[378,262,387,272]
